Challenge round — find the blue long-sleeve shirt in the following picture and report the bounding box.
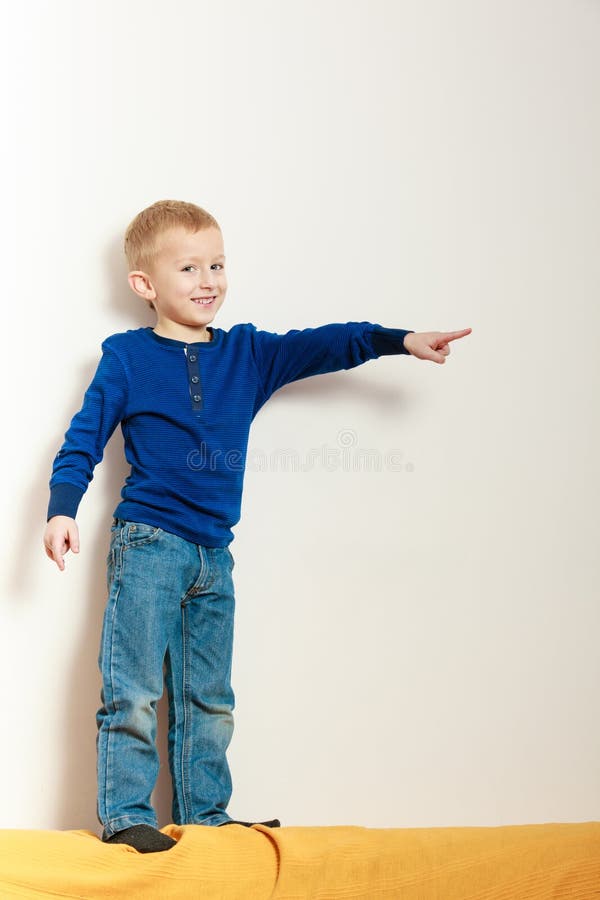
[47,321,414,547]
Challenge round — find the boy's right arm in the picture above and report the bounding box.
[44,342,128,570]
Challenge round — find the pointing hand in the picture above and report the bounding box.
[404,328,472,363]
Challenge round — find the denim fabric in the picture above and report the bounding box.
[96,518,237,839]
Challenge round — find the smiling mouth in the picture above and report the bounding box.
[191,296,216,306]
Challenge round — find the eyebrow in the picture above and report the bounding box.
[176,255,226,262]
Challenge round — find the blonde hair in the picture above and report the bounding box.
[124,199,221,309]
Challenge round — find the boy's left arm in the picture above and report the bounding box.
[250,321,413,401]
[249,322,472,401]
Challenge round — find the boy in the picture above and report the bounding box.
[43,199,471,853]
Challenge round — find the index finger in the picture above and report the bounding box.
[443,328,472,342]
[45,542,65,571]
[48,536,66,570]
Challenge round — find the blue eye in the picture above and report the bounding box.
[181,264,223,272]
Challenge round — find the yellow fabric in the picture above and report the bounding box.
[0,821,598,899]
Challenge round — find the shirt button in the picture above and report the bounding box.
[188,354,197,362]
[191,375,199,383]
[193,394,201,402]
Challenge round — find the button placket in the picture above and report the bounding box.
[185,347,203,411]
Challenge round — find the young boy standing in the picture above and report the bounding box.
[43,199,471,853]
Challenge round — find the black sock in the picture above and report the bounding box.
[103,824,177,853]
[218,818,281,828]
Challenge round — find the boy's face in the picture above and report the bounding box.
[128,225,227,341]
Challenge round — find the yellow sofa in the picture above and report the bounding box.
[1,820,599,899]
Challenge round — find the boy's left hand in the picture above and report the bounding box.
[404,328,472,363]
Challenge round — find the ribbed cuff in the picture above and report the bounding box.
[367,326,415,356]
[47,483,85,521]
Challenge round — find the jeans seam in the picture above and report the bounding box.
[122,532,162,550]
[181,601,190,822]
[195,813,232,826]
[99,544,123,827]
[180,545,209,601]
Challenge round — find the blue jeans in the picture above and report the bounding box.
[96,518,237,839]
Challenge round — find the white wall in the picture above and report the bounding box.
[2,0,598,835]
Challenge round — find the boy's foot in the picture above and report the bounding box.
[218,818,281,828]
[103,824,177,853]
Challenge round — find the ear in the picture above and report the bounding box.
[128,270,156,305]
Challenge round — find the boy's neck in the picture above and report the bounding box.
[152,324,213,343]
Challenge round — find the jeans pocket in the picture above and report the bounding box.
[122,521,163,549]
